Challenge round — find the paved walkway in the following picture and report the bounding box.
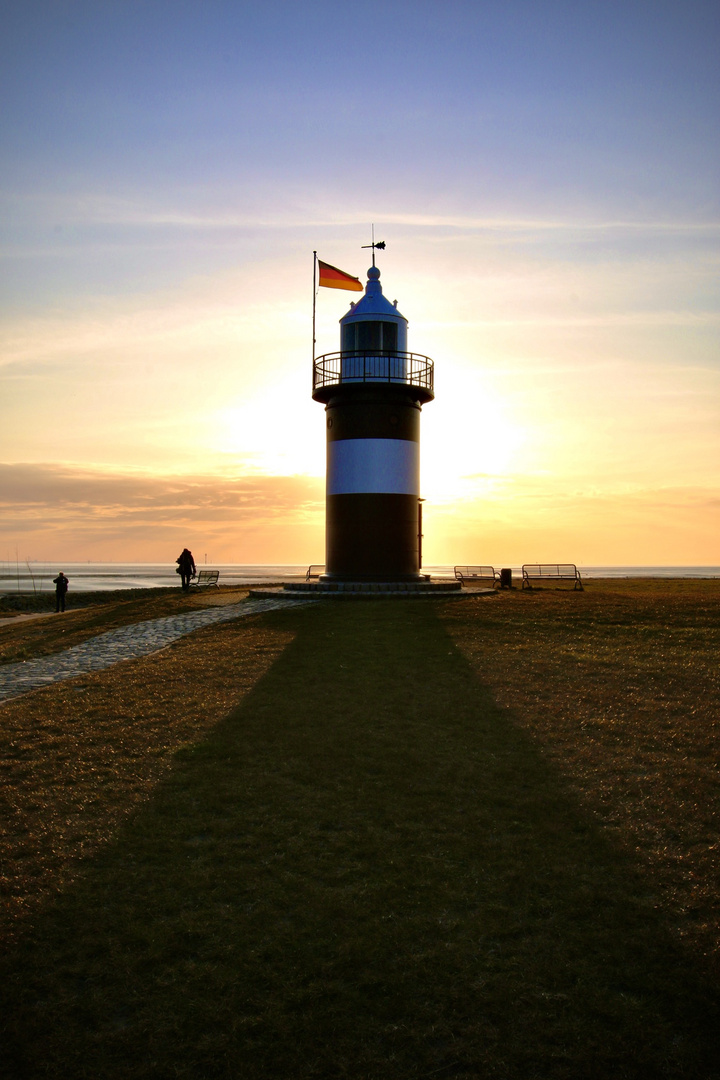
[0,597,314,704]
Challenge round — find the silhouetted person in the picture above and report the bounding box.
[176,548,196,590]
[53,572,69,613]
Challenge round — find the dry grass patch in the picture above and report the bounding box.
[0,613,293,940]
[441,578,720,968]
[1,594,719,1079]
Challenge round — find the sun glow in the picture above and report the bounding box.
[421,380,529,503]
[209,382,325,478]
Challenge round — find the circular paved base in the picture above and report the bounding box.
[249,583,494,601]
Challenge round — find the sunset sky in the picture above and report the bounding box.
[2,0,718,566]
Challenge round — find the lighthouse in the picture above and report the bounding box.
[312,260,434,581]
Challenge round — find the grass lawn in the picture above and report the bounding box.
[1,582,718,1078]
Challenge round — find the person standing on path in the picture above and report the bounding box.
[176,548,196,591]
[53,571,69,613]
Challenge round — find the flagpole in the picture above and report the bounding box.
[312,250,317,365]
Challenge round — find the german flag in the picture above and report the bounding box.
[318,259,363,292]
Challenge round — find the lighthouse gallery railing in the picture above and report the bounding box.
[313,351,434,393]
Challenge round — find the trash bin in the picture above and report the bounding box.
[500,568,512,589]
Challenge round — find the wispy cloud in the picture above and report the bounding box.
[4,189,719,236]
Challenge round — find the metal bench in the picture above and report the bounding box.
[190,569,220,588]
[454,566,500,587]
[521,564,583,590]
[306,565,325,581]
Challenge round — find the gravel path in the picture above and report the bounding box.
[0,597,313,704]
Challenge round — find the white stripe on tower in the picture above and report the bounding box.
[327,439,419,496]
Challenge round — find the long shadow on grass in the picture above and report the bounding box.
[2,601,718,1080]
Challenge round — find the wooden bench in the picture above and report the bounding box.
[454,566,500,587]
[521,564,583,590]
[190,569,220,588]
[306,565,325,581]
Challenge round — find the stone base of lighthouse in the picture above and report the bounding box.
[292,578,461,593]
[258,578,467,599]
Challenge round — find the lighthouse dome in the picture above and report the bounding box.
[340,265,408,354]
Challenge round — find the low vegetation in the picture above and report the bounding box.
[1,581,718,1077]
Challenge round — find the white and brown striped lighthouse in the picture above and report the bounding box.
[312,261,434,581]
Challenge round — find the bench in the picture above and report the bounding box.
[454,566,500,587]
[306,565,325,581]
[190,569,220,588]
[521,564,583,590]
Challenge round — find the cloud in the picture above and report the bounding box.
[5,186,719,235]
[0,463,325,562]
[0,462,323,513]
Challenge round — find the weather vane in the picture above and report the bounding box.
[362,224,386,267]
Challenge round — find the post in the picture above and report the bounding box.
[312,250,317,364]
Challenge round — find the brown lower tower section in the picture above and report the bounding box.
[326,493,421,580]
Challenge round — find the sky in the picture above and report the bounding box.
[1,0,718,566]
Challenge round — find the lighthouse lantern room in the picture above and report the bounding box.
[312,259,434,581]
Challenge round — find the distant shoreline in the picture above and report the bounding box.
[2,562,720,597]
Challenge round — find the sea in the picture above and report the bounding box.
[2,563,720,594]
